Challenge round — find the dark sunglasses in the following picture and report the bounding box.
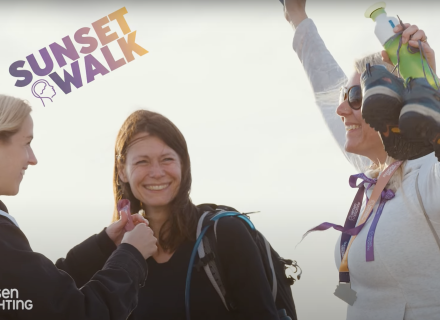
[339,85,362,110]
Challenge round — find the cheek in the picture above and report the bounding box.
[126,166,143,184]
[170,164,182,184]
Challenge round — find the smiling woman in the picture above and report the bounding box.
[0,94,158,319]
[113,110,196,254]
[0,95,36,196]
[285,0,440,319]
[75,109,286,320]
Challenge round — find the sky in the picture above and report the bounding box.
[1,0,439,319]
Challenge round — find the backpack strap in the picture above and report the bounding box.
[196,210,230,310]
[186,204,283,319]
[415,159,440,250]
[199,206,277,300]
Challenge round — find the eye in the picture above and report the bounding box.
[163,157,174,162]
[136,160,147,165]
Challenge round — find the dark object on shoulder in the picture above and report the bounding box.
[186,203,300,320]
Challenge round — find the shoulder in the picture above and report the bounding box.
[0,214,13,225]
[0,216,29,249]
[216,216,251,233]
[215,216,256,246]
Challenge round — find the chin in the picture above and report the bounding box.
[344,142,363,156]
[4,188,19,196]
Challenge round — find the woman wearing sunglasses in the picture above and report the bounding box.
[284,0,440,319]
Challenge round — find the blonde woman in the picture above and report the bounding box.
[284,0,440,319]
[0,94,157,319]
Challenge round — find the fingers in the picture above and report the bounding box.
[131,213,149,226]
[408,30,427,43]
[133,222,148,231]
[393,23,410,33]
[408,39,432,50]
[401,24,422,44]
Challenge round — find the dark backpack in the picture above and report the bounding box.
[185,204,301,320]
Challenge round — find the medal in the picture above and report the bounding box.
[334,282,357,306]
[300,161,403,306]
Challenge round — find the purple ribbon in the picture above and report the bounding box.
[300,174,376,243]
[300,173,395,283]
[365,189,395,261]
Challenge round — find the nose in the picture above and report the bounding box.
[336,100,353,118]
[28,147,38,166]
[148,161,165,178]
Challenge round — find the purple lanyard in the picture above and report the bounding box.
[300,173,396,283]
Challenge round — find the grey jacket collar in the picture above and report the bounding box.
[0,210,19,228]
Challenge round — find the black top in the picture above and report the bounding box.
[0,200,148,320]
[131,216,279,320]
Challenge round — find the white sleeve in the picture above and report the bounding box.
[292,18,371,172]
[418,154,440,223]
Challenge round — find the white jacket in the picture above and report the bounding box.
[293,18,440,320]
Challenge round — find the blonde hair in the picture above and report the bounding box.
[354,52,404,192]
[0,95,32,143]
[354,52,395,75]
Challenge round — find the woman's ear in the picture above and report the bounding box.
[117,164,128,183]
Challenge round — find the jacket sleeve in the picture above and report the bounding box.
[292,18,371,172]
[216,217,279,320]
[418,154,440,223]
[0,220,147,320]
[55,228,117,288]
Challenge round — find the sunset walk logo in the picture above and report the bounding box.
[9,7,148,106]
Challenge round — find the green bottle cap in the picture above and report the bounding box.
[365,2,387,20]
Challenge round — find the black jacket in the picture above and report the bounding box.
[48,210,281,319]
[0,200,147,320]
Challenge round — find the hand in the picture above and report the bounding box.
[106,211,149,246]
[381,23,436,74]
[122,224,157,260]
[283,0,308,29]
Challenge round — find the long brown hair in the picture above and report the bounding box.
[113,110,199,252]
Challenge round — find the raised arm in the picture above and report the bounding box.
[284,0,370,171]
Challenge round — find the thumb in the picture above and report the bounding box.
[117,209,128,226]
[381,50,393,66]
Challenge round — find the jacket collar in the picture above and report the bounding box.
[0,200,8,213]
[0,200,19,228]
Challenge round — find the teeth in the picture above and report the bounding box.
[145,184,169,191]
[346,125,361,131]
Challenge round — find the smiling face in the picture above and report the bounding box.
[0,115,38,196]
[118,133,182,213]
[337,72,386,162]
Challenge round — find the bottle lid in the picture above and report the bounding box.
[364,2,387,19]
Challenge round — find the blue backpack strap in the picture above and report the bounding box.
[186,206,244,320]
